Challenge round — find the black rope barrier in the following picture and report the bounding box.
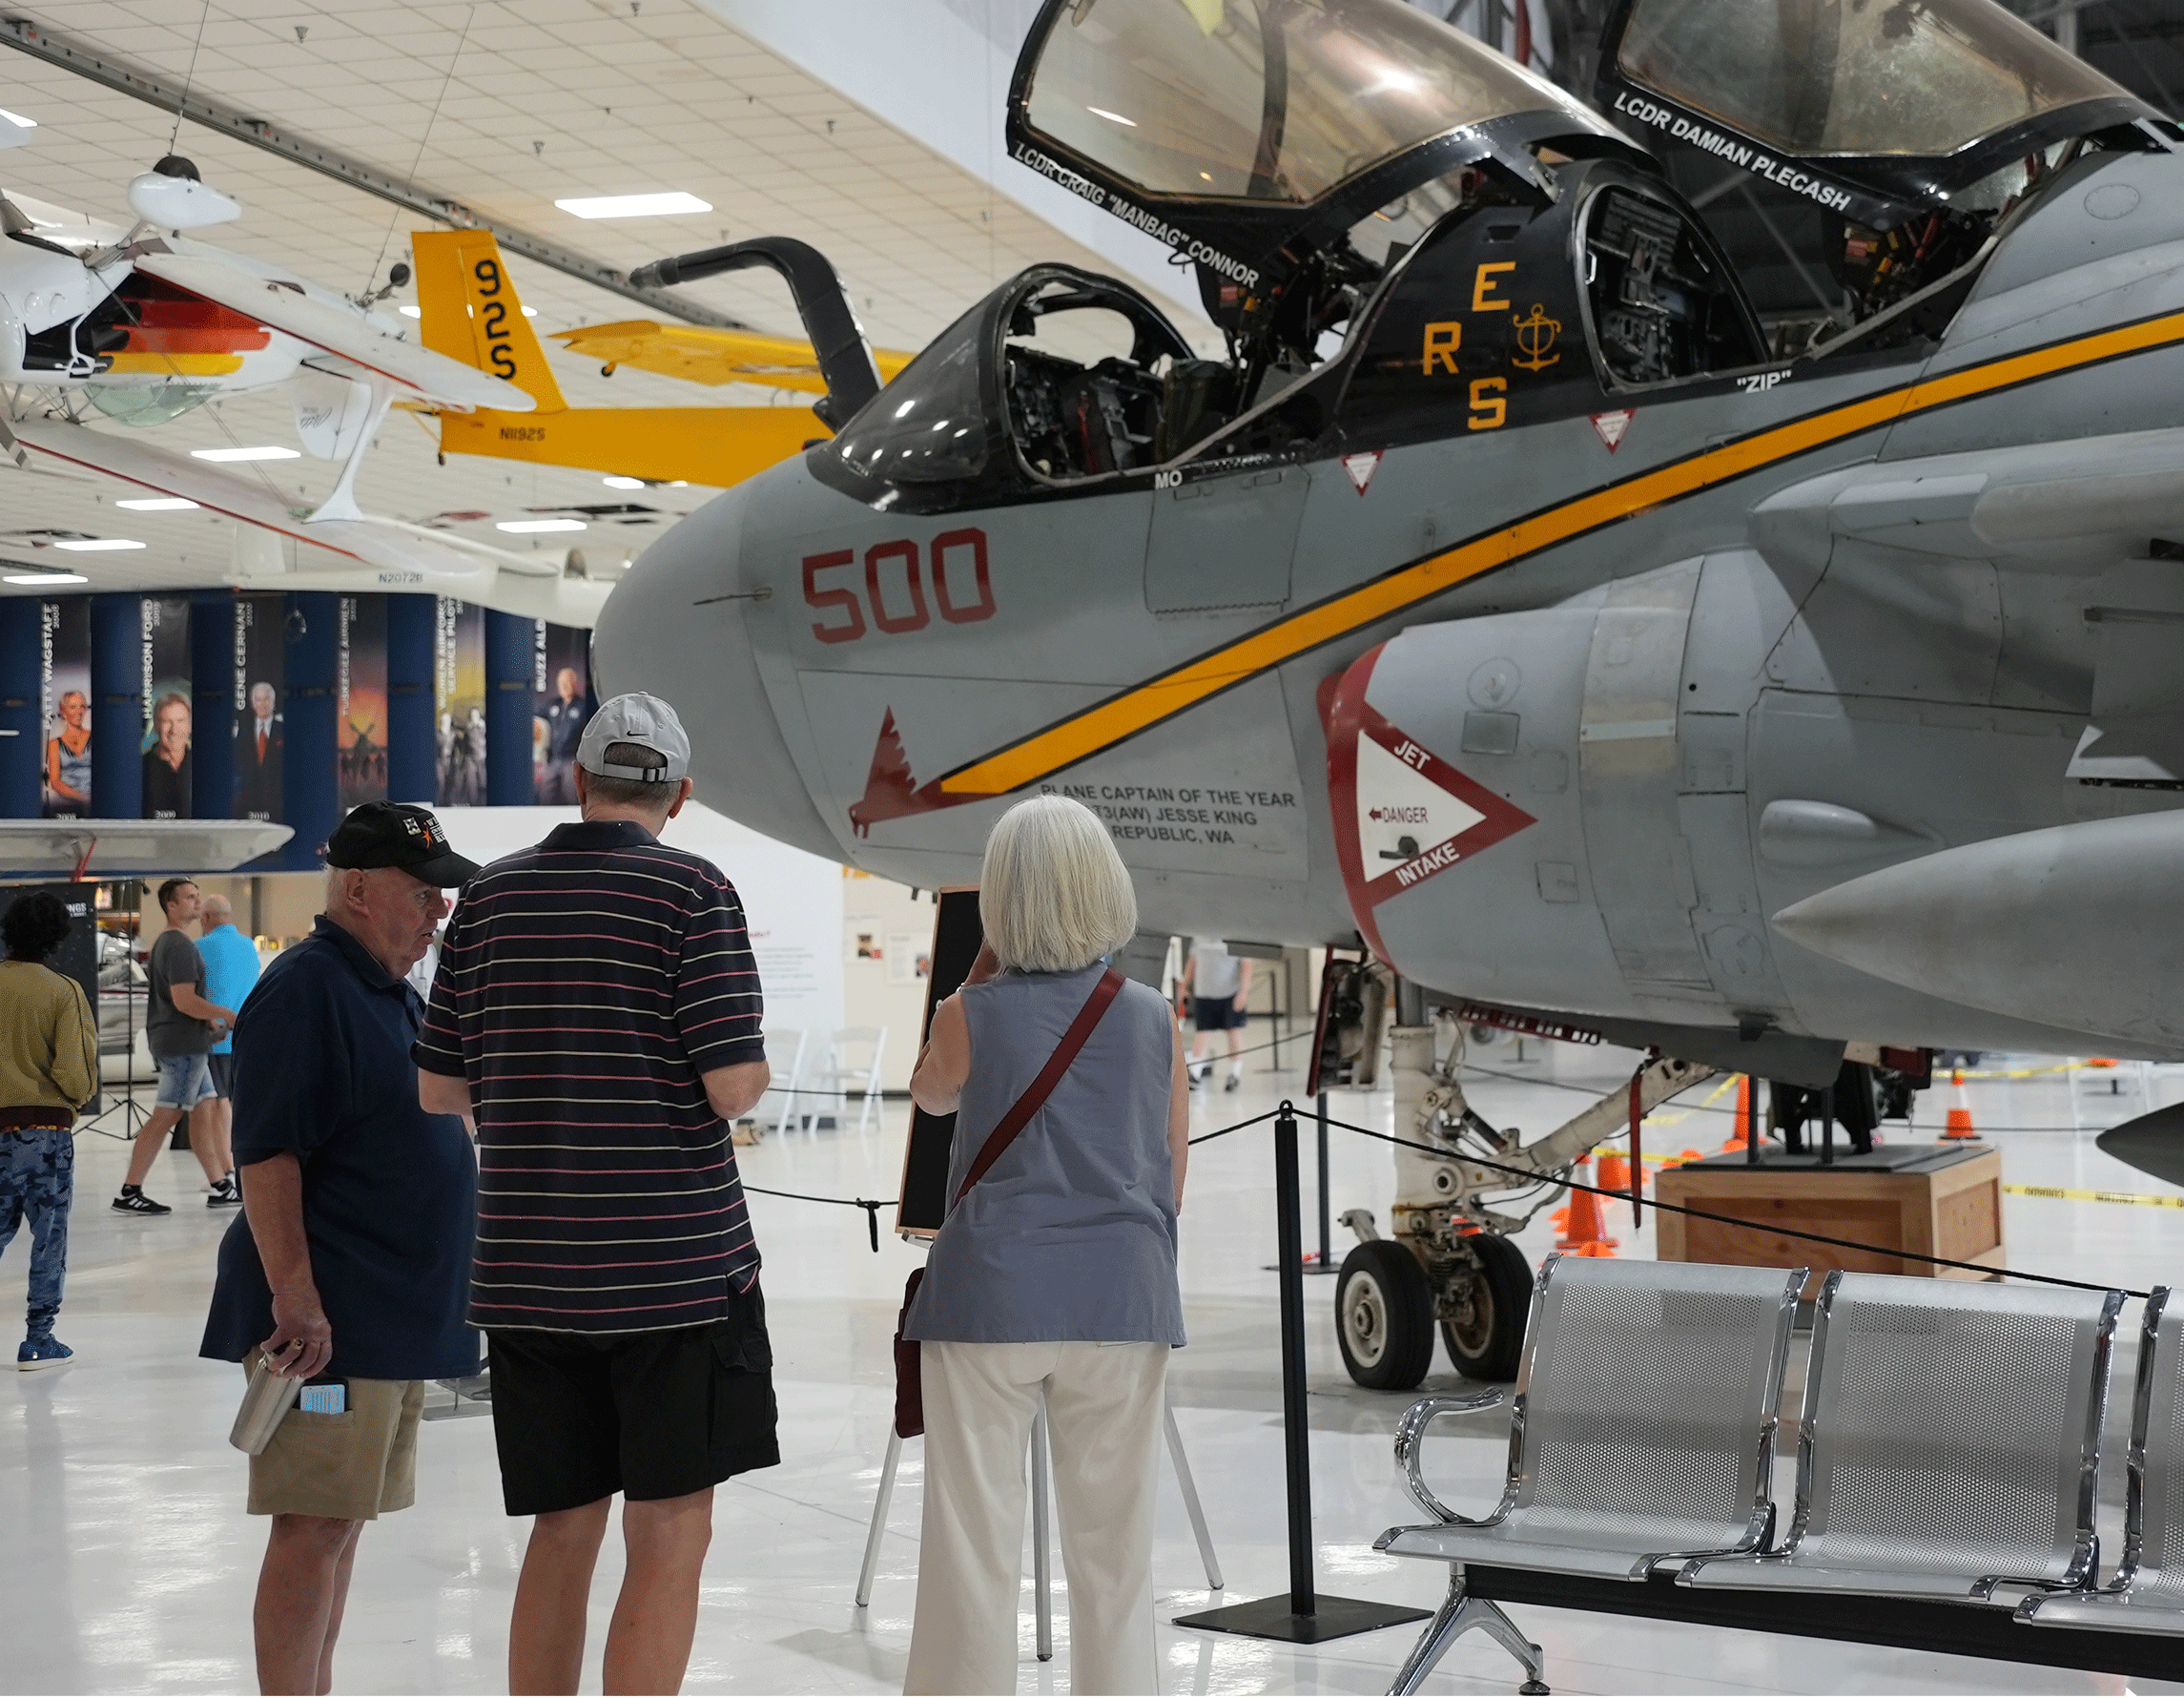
[1310,1105,2152,1300]
[740,1183,887,1252]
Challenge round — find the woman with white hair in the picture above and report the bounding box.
[901,795,1187,1695]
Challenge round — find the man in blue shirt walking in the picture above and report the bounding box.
[195,894,259,1208]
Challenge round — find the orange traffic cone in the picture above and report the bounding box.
[1556,1161,1618,1253]
[1722,1075,1752,1151]
[1596,1150,1633,1193]
[1942,1068,1979,1140]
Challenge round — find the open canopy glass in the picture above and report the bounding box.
[1020,0,1624,207]
[1617,0,2125,160]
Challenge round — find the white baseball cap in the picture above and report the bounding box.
[576,692,690,782]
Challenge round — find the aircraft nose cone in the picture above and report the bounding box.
[593,484,843,861]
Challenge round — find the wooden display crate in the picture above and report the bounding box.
[1653,1145,2005,1293]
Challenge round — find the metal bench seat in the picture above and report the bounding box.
[1376,1255,1806,1694]
[1682,1272,2125,1605]
[2020,1287,2184,1636]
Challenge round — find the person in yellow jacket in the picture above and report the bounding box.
[1,891,100,1369]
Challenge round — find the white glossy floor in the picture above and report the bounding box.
[4,1033,2180,1695]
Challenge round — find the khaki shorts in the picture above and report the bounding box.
[243,1372,423,1521]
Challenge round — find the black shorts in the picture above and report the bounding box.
[484,1281,779,1516]
[206,1053,235,1098]
[1192,996,1246,1032]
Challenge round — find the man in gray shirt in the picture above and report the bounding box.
[113,879,238,1214]
[1177,937,1252,1092]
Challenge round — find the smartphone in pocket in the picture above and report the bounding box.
[298,1378,348,1415]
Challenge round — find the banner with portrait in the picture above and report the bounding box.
[533,621,592,804]
[232,593,285,822]
[338,594,389,813]
[139,595,192,819]
[40,598,91,819]
[434,597,484,806]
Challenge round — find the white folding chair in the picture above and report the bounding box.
[855,1394,1225,1660]
[765,1029,808,1141]
[810,1025,889,1134]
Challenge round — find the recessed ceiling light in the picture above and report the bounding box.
[554,192,711,219]
[399,303,422,319]
[602,475,645,489]
[53,538,145,551]
[497,518,587,533]
[192,445,300,462]
[116,496,200,511]
[0,108,34,130]
[4,571,87,586]
[522,305,537,317]
[1086,106,1137,127]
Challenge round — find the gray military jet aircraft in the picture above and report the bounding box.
[596,0,2184,1383]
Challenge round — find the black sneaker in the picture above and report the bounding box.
[112,1186,172,1215]
[207,1178,241,1208]
[1224,1072,1242,1092]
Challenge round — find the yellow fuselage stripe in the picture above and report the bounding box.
[939,308,2184,798]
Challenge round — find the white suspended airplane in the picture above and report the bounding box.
[0,148,603,611]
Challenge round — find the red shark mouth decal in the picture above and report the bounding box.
[1323,644,1536,964]
[848,709,943,837]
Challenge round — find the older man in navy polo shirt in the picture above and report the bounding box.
[200,801,480,1697]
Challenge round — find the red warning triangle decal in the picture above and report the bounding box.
[1340,449,1382,495]
[1590,408,1634,452]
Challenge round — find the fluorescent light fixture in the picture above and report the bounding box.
[1086,106,1137,127]
[0,108,34,129]
[602,475,645,489]
[399,303,422,318]
[522,305,537,317]
[496,518,587,533]
[554,191,711,219]
[4,571,86,586]
[53,538,145,551]
[192,445,300,462]
[116,496,199,511]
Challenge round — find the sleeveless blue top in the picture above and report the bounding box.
[904,963,1185,1346]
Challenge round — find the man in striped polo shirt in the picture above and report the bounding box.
[414,693,774,1696]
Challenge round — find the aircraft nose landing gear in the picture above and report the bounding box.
[1335,1013,1713,1390]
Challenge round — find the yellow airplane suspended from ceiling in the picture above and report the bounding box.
[412,230,906,487]
[551,319,913,392]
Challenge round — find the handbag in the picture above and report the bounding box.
[893,966,1123,1439]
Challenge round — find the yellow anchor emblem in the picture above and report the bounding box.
[1511,301,1561,372]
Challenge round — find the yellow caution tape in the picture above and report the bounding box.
[2004,1183,2184,1211]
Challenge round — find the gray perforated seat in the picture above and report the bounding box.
[2020,1288,2184,1635]
[1377,1254,1806,1579]
[1681,1272,2125,1603]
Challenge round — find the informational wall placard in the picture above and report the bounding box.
[435,597,484,806]
[232,593,285,822]
[338,594,389,813]
[533,621,591,804]
[40,598,91,819]
[139,595,192,819]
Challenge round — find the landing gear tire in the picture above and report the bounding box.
[1439,1232,1532,1382]
[1335,1240,1436,1390]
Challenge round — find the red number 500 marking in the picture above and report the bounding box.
[803,528,995,644]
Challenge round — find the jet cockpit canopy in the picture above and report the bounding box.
[1006,0,1648,326]
[1597,0,2159,227]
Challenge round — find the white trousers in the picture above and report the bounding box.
[904,1339,1167,1696]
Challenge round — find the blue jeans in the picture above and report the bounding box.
[0,1126,74,1340]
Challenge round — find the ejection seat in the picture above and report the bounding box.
[2019,1287,2184,1635]
[1375,1255,1807,1694]
[1679,1272,2125,1603]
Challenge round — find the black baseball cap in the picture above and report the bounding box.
[324,801,481,887]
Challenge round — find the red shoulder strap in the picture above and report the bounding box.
[954,967,1124,1204]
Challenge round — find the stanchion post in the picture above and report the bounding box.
[1746,1073,1761,1168]
[1274,1102,1314,1613]
[1315,1091,1332,1274]
[1172,1101,1430,1645]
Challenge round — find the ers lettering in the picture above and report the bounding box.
[803,529,996,643]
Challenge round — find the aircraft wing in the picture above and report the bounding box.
[551,319,912,393]
[2,417,489,582]
[132,253,535,413]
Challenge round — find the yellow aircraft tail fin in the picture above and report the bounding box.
[411,230,568,413]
